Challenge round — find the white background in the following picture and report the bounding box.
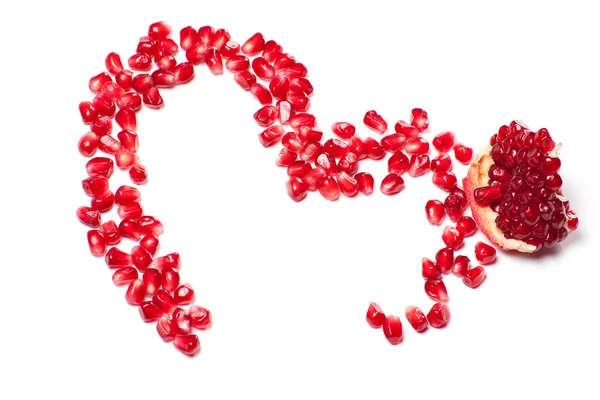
[1,0,599,399]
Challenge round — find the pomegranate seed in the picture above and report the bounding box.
[92,94,116,117]
[116,130,138,153]
[99,221,121,245]
[172,307,191,335]
[100,81,126,101]
[226,55,250,72]
[140,235,159,256]
[173,334,200,356]
[148,22,172,41]
[91,190,115,212]
[115,70,133,90]
[105,247,132,268]
[298,125,323,142]
[453,143,473,164]
[128,53,152,71]
[382,315,403,345]
[366,302,386,328]
[348,136,367,160]
[87,230,106,256]
[354,172,374,195]
[242,32,265,55]
[474,186,502,206]
[132,74,154,93]
[139,214,164,234]
[97,135,121,155]
[425,199,445,225]
[286,92,309,112]
[444,189,467,222]
[112,267,138,286]
[115,109,137,131]
[381,133,407,153]
[276,100,294,125]
[251,83,273,105]
[422,258,441,280]
[198,26,214,45]
[424,280,448,302]
[337,153,359,175]
[157,315,175,342]
[407,155,430,177]
[286,177,308,202]
[211,28,230,49]
[427,303,450,328]
[318,176,340,201]
[435,247,454,274]
[431,153,452,173]
[82,175,109,197]
[131,245,152,271]
[381,174,404,195]
[143,268,161,297]
[262,40,282,62]
[410,108,429,132]
[289,77,313,95]
[331,122,355,140]
[405,306,428,332]
[269,74,289,100]
[288,160,312,178]
[252,57,275,80]
[455,216,477,237]
[258,125,285,147]
[432,131,456,153]
[289,113,316,129]
[364,110,387,134]
[463,266,486,288]
[388,151,410,175]
[474,242,497,265]
[153,289,177,314]
[323,139,349,159]
[151,70,176,88]
[442,226,464,250]
[173,62,194,84]
[405,137,430,155]
[186,44,209,65]
[115,149,140,169]
[179,26,198,50]
[432,171,458,192]
[89,72,112,94]
[284,63,308,78]
[90,116,112,136]
[142,87,164,109]
[299,140,322,163]
[337,172,359,197]
[129,164,148,184]
[119,219,140,240]
[153,253,180,270]
[394,120,419,138]
[276,148,298,167]
[79,101,97,125]
[76,206,101,227]
[206,48,223,75]
[304,167,326,191]
[541,157,561,175]
[173,284,195,305]
[273,53,296,70]
[189,306,212,329]
[220,40,241,58]
[139,301,164,322]
[451,255,470,277]
[125,279,146,305]
[254,105,278,127]
[365,137,385,160]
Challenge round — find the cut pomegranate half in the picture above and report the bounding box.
[464,121,578,253]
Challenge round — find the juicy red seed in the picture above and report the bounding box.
[140,235,159,256]
[198,26,214,45]
[424,280,448,302]
[286,92,309,112]
[276,148,297,167]
[220,40,241,58]
[82,175,109,197]
[226,55,250,72]
[252,57,275,80]
[337,172,359,197]
[157,315,175,342]
[137,216,164,237]
[381,174,404,195]
[76,206,101,227]
[456,216,477,236]
[174,334,200,356]
[152,252,180,271]
[148,22,172,41]
[541,157,561,175]
[258,125,285,147]
[132,74,154,93]
[186,44,209,65]
[298,125,324,142]
[453,144,473,164]
[405,306,428,332]
[463,266,486,288]
[206,48,224,75]
[348,136,367,160]
[431,153,452,173]
[304,167,326,191]
[161,268,180,293]
[474,242,497,265]
[405,137,430,155]
[79,101,97,125]
[105,247,132,268]
[319,176,340,201]
[100,81,126,101]
[277,100,294,125]
[388,151,410,175]
[143,268,161,297]
[173,284,195,305]
[289,113,316,129]
[211,28,231,49]
[432,171,458,192]
[273,53,296,70]
[363,110,387,134]
[422,258,441,280]
[286,177,308,202]
[337,153,359,175]
[410,108,429,132]
[91,190,115,212]
[262,40,282,62]
[242,32,265,55]
[251,83,273,105]
[189,305,212,329]
[435,247,454,274]
[129,164,148,184]
[442,226,464,250]
[284,63,308,78]
[253,105,278,127]
[366,302,386,328]
[173,62,194,84]
[444,189,467,222]
[151,70,176,88]
[381,133,407,153]
[425,200,445,225]
[116,130,138,153]
[112,267,138,286]
[99,221,121,245]
[408,154,430,177]
[153,289,177,314]
[474,186,502,206]
[142,87,164,109]
[115,109,137,131]
[365,137,385,160]
[382,315,403,345]
[128,53,152,71]
[172,307,191,335]
[432,131,456,153]
[452,255,470,277]
[179,26,198,50]
[115,149,140,169]
[119,219,140,240]
[299,140,322,163]
[90,116,112,136]
[139,301,164,322]
[233,70,256,91]
[281,132,304,152]
[131,245,152,271]
[289,77,313,95]
[331,122,356,140]
[92,94,116,117]
[394,120,419,138]
[323,139,349,159]
[97,135,121,154]
[125,279,146,305]
[89,72,112,94]
[315,153,337,175]
[427,303,450,328]
[87,230,106,256]
[269,74,289,100]
[115,70,133,90]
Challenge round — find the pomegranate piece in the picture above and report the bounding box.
[76,206,101,228]
[128,53,152,71]
[432,171,458,192]
[432,131,456,153]
[337,172,359,197]
[276,148,297,167]
[97,135,121,155]
[82,175,109,197]
[210,28,230,49]
[173,62,194,84]
[112,267,138,286]
[251,83,273,105]
[125,279,146,305]
[273,53,296,70]
[116,130,138,153]
[253,105,278,127]
[474,242,497,265]
[137,216,164,236]
[173,334,200,356]
[105,247,132,268]
[323,139,349,159]
[161,268,180,293]
[453,143,473,164]
[100,81,125,101]
[79,101,97,125]
[129,164,148,184]
[269,73,289,100]
[407,154,430,177]
[435,247,454,274]
[381,133,407,153]
[117,202,143,220]
[225,55,250,73]
[172,307,191,335]
[298,126,323,142]
[87,230,106,256]
[318,176,340,201]
[405,306,428,332]
[99,221,121,245]
[365,137,385,160]
[148,22,172,41]
[189,305,212,329]
[153,290,176,314]
[427,303,450,328]
[304,167,326,191]
[299,140,322,163]
[115,70,133,90]
[152,252,180,271]
[143,268,161,297]
[405,137,430,155]
[89,72,112,94]
[463,266,486,288]
[151,70,176,88]
[388,151,410,175]
[142,87,164,109]
[444,188,468,222]
[331,122,356,140]
[242,32,265,55]
[115,149,140,169]
[381,174,405,195]
[473,186,502,206]
[114,185,141,206]
[173,284,195,305]
[451,255,470,277]
[119,219,140,240]
[131,245,152,271]
[90,116,112,136]
[139,301,164,322]
[206,48,224,75]
[442,226,464,250]
[197,26,214,45]
[92,94,116,117]
[382,315,403,345]
[289,113,316,129]
[115,109,137,131]
[91,190,115,212]
[288,160,311,178]
[422,258,441,280]
[276,100,294,125]
[186,44,209,65]
[262,40,282,63]
[363,110,387,134]
[252,57,275,80]
[140,235,159,256]
[286,177,308,202]
[456,216,477,237]
[410,108,429,132]
[424,280,448,302]
[425,199,445,225]
[366,302,386,328]
[132,74,154,93]
[281,132,304,152]
[258,125,285,147]
[179,26,198,50]
[431,153,452,173]
[157,315,175,342]
[348,136,367,160]
[289,77,313,95]
[395,120,419,138]
[284,63,308,78]
[337,153,359,175]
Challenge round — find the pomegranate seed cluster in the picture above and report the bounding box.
[77,21,578,353]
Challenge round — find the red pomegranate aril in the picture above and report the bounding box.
[424,280,448,302]
[131,245,152,271]
[112,267,138,286]
[394,120,419,138]
[138,216,163,236]
[427,303,450,328]
[541,157,561,175]
[405,137,430,155]
[86,157,114,178]
[253,105,278,127]
[331,122,356,140]
[286,177,308,202]
[258,125,284,147]
[136,38,156,56]
[172,62,194,84]
[463,266,486,288]
[383,315,403,345]
[87,230,106,256]
[277,100,294,125]
[381,174,405,195]
[337,153,359,175]
[315,153,337,175]
[125,279,146,305]
[100,81,126,101]
[79,101,97,125]
[242,32,265,55]
[89,72,112,94]
[366,302,386,328]
[408,154,430,177]
[99,221,121,245]
[337,172,359,197]
[425,199,445,225]
[179,26,198,50]
[205,48,224,75]
[189,306,212,330]
[97,135,121,155]
[352,172,374,195]
[156,38,179,57]
[422,258,441,280]
[442,226,464,250]
[474,186,502,206]
[444,189,467,222]
[232,70,256,91]
[323,139,349,159]
[226,55,250,72]
[172,307,191,335]
[347,136,367,160]
[115,149,140,169]
[474,242,496,265]
[304,167,326,191]
[387,151,409,175]
[151,70,176,88]
[452,255,470,277]
[251,83,273,105]
[269,73,289,100]
[90,116,112,136]
[148,21,171,41]
[405,306,428,332]
[197,25,214,46]
[262,40,282,62]
[132,74,154,93]
[364,110,387,134]
[273,53,296,70]
[410,108,429,132]
[91,190,115,213]
[143,268,161,297]
[128,53,152,71]
[117,92,142,113]
[76,206,101,227]
[129,164,148,184]
[82,175,109,197]
[119,218,140,240]
[456,216,477,237]
[453,143,473,164]
[289,113,316,129]
[286,92,309,112]
[115,70,133,90]
[139,301,163,322]
[186,43,209,65]
[319,176,340,201]
[298,125,323,142]
[435,247,454,274]
[140,235,159,256]
[289,77,313,95]
[174,334,200,356]
[365,137,385,160]
[115,109,137,131]
[299,140,322,163]
[252,57,275,80]
[173,284,195,305]
[210,28,230,49]
[432,171,458,192]
[142,87,163,108]
[220,40,240,58]
[432,131,456,153]
[276,148,297,167]
[105,247,132,268]
[116,130,138,153]
[153,290,177,314]
[381,133,407,153]
[431,153,452,173]
[284,63,308,78]
[281,132,304,152]
[92,94,116,117]
[157,315,175,342]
